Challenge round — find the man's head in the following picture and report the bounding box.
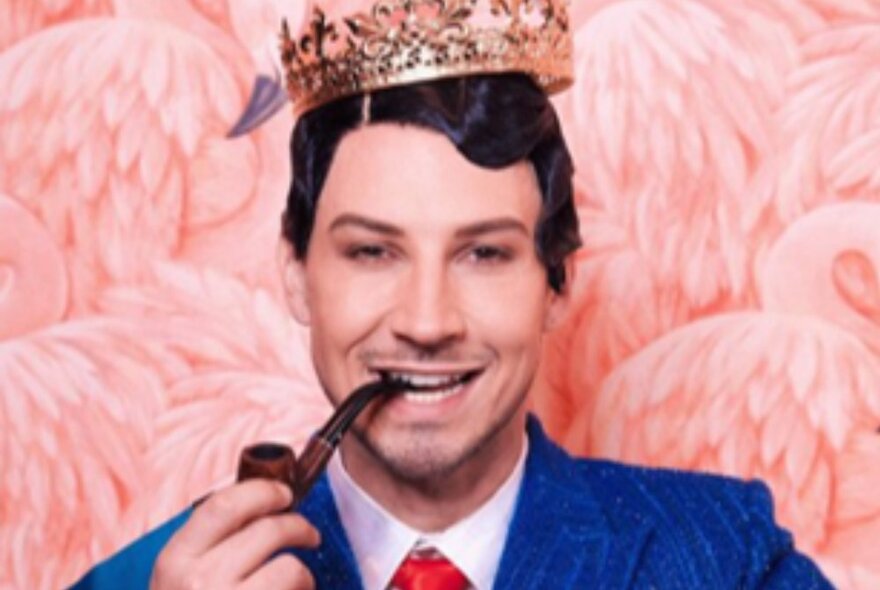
[280,74,580,489]
[283,74,581,293]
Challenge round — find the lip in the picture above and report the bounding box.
[368,363,487,376]
[368,364,485,390]
[366,365,486,418]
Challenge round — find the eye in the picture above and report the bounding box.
[466,244,513,264]
[345,243,392,262]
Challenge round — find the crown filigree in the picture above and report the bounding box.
[280,0,573,116]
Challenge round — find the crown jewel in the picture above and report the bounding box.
[280,0,573,116]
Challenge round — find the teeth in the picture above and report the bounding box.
[389,372,462,387]
[403,383,465,404]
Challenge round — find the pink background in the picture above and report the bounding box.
[1,1,879,588]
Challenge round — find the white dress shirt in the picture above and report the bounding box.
[327,438,528,590]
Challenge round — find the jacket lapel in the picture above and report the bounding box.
[492,417,654,590]
[293,475,364,588]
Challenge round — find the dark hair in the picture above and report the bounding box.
[282,73,581,292]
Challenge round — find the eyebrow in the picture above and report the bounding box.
[328,214,403,236]
[328,214,530,238]
[454,218,530,239]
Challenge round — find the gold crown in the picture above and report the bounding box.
[280,0,573,116]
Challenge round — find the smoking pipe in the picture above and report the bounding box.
[236,375,445,509]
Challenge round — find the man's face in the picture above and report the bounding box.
[284,124,566,482]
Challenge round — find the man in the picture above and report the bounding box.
[73,1,832,588]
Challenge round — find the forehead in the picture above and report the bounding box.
[315,124,542,230]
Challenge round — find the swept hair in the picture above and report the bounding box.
[283,74,581,292]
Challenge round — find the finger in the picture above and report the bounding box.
[166,479,293,556]
[241,553,315,590]
[204,512,321,580]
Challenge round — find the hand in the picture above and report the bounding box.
[150,479,320,589]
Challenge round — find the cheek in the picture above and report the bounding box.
[458,272,550,351]
[306,262,397,349]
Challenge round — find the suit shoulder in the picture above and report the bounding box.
[574,456,782,540]
[567,457,831,588]
[578,456,771,503]
[68,509,192,590]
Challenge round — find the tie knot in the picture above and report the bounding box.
[390,547,470,590]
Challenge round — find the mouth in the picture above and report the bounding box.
[372,368,483,404]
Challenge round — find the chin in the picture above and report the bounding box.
[362,429,472,482]
[385,453,465,484]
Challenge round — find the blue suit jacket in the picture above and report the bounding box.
[72,417,832,589]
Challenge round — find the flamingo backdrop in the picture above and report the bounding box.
[1,1,879,588]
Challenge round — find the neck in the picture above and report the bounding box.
[339,412,527,532]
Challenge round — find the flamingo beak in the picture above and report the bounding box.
[227,73,289,138]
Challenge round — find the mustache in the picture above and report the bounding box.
[358,346,492,365]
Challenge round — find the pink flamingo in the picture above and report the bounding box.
[94,262,331,540]
[0,195,68,340]
[0,4,319,585]
[561,0,796,305]
[0,195,160,587]
[0,0,112,51]
[747,0,880,37]
[563,202,880,589]
[0,311,170,588]
[0,0,312,316]
[0,322,161,590]
[777,0,880,27]
[0,259,330,588]
[569,0,880,40]
[538,0,800,437]
[759,21,880,227]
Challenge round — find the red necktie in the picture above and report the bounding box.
[390,547,470,590]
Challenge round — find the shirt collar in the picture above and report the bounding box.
[327,437,528,590]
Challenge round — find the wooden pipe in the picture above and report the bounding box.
[197,374,472,510]
[235,378,409,508]
[237,442,297,492]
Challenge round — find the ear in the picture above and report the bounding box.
[278,240,311,326]
[543,258,576,331]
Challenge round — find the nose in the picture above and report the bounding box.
[389,262,466,351]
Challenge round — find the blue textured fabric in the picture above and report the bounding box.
[70,416,834,589]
